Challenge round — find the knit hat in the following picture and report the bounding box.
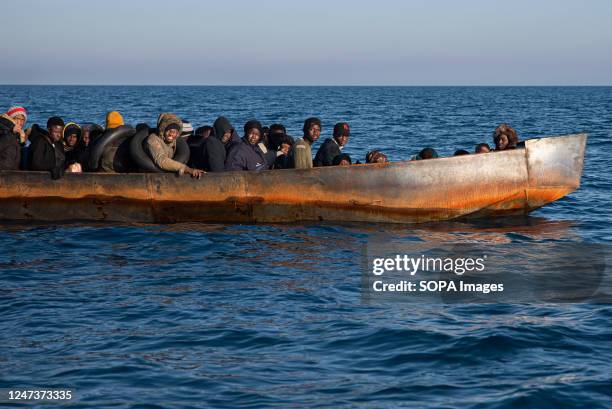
[165,123,181,133]
[7,106,27,122]
[303,117,321,134]
[47,116,65,129]
[244,120,263,136]
[105,111,124,129]
[181,120,194,138]
[333,122,350,138]
[63,122,82,139]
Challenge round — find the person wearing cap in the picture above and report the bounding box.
[290,117,321,169]
[225,120,269,171]
[145,113,203,178]
[0,106,27,170]
[28,116,66,179]
[180,120,194,139]
[314,122,350,167]
[105,111,124,130]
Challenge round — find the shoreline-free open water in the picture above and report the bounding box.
[0,86,611,408]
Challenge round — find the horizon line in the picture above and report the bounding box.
[1,84,612,87]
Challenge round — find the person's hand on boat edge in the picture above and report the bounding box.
[184,167,205,179]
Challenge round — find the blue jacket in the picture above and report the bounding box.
[225,138,269,171]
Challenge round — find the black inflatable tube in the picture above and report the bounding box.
[129,128,190,173]
[88,125,135,171]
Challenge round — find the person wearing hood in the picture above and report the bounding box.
[28,116,66,179]
[314,122,350,167]
[0,106,27,170]
[145,113,203,177]
[291,117,321,169]
[105,111,124,130]
[63,122,88,170]
[225,120,269,171]
[199,116,234,172]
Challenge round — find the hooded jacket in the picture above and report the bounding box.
[0,114,21,170]
[225,137,269,171]
[63,122,88,166]
[145,113,188,173]
[202,116,233,172]
[27,124,65,179]
[313,137,341,167]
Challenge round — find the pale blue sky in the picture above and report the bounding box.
[2,0,611,85]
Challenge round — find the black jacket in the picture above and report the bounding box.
[225,138,268,171]
[28,124,65,179]
[202,136,227,172]
[0,116,21,170]
[313,138,341,167]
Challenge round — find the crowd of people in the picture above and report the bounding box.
[0,106,521,179]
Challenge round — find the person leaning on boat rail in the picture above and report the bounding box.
[290,117,321,169]
[27,116,66,179]
[225,120,269,171]
[145,113,204,178]
[314,122,350,167]
[0,106,27,170]
[493,123,519,151]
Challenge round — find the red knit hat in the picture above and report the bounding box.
[7,106,27,122]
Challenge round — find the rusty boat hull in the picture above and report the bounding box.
[0,134,586,224]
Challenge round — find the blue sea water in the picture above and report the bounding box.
[0,86,611,408]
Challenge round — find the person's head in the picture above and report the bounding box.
[63,123,81,148]
[454,149,470,156]
[415,147,438,160]
[366,150,388,164]
[333,122,350,147]
[194,126,213,140]
[158,113,182,144]
[82,131,90,147]
[303,117,321,144]
[243,120,263,146]
[269,123,286,136]
[332,153,352,166]
[7,106,27,128]
[181,120,194,139]
[80,123,103,146]
[135,123,150,133]
[46,116,65,142]
[493,124,518,150]
[475,143,491,154]
[267,123,289,150]
[105,111,124,129]
[213,116,234,144]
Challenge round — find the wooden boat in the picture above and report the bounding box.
[0,134,586,224]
